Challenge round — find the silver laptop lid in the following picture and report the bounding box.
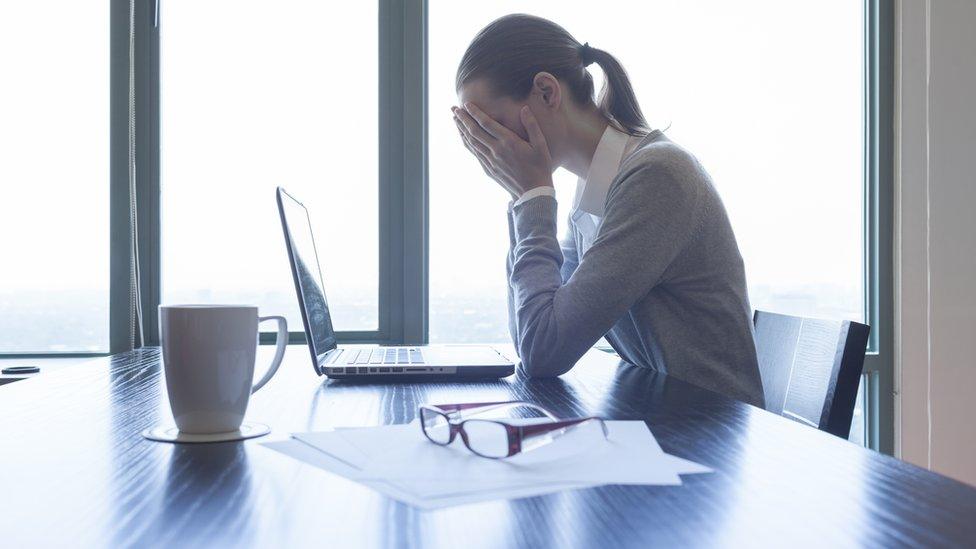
[277,187,337,375]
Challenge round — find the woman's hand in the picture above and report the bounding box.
[453,102,554,200]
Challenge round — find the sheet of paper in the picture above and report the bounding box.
[291,430,374,472]
[260,439,594,510]
[313,420,711,476]
[328,421,683,485]
[261,440,417,501]
[292,421,711,480]
[289,427,597,498]
[270,419,712,509]
[665,454,713,475]
[282,438,694,500]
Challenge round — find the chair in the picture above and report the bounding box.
[753,310,870,439]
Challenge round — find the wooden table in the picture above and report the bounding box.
[1,346,974,548]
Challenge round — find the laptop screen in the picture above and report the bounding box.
[277,188,337,364]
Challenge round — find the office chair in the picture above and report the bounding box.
[753,310,870,439]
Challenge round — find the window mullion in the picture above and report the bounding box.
[379,0,428,345]
[402,0,429,344]
[864,0,895,455]
[134,0,161,347]
[109,0,133,353]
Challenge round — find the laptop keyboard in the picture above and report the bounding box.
[344,348,425,365]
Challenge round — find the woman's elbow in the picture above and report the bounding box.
[517,346,573,378]
[515,314,575,377]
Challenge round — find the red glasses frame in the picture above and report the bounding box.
[418,400,609,459]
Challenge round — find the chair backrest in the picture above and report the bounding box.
[753,310,870,439]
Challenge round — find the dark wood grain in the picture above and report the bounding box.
[1,346,974,548]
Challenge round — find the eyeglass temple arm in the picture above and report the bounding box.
[519,416,609,439]
[434,401,559,420]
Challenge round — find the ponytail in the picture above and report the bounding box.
[457,14,650,136]
[582,45,649,135]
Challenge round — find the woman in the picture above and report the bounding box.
[452,14,764,407]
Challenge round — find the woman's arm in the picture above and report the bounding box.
[509,154,703,377]
[507,207,581,355]
[506,209,520,350]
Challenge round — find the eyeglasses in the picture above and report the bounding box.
[418,400,608,459]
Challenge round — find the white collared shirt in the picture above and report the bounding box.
[514,125,641,237]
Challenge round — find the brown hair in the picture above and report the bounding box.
[456,14,649,135]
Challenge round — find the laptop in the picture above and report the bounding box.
[276,187,515,380]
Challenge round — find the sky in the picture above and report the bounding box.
[1,2,109,291]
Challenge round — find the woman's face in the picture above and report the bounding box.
[457,75,568,169]
[457,78,533,142]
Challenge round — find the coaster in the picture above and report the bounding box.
[142,422,271,444]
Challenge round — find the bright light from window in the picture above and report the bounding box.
[0,2,109,352]
[160,1,379,332]
[429,0,864,343]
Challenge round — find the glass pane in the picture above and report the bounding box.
[849,373,867,446]
[161,1,378,332]
[0,2,109,352]
[429,1,864,344]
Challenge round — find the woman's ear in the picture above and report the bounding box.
[531,72,562,110]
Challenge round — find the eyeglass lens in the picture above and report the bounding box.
[460,420,510,458]
[421,408,451,444]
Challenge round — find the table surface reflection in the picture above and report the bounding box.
[1,346,974,548]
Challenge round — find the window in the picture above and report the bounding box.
[0,1,110,352]
[160,1,379,334]
[428,0,864,345]
[2,0,890,452]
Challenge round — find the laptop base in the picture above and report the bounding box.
[324,364,515,382]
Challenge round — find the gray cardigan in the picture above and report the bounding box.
[505,132,764,407]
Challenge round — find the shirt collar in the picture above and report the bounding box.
[571,125,633,217]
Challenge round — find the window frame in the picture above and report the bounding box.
[861,0,895,454]
[5,0,894,455]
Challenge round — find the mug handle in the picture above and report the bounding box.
[252,315,288,393]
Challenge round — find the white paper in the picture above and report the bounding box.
[291,430,375,473]
[347,421,684,486]
[296,421,712,478]
[288,426,596,498]
[261,439,592,510]
[265,419,712,510]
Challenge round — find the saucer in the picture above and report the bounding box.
[141,422,271,443]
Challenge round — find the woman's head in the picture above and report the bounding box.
[456,14,648,145]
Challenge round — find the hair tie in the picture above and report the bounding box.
[579,42,595,67]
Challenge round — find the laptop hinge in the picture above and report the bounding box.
[323,348,342,365]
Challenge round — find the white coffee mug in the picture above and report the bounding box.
[159,305,287,434]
